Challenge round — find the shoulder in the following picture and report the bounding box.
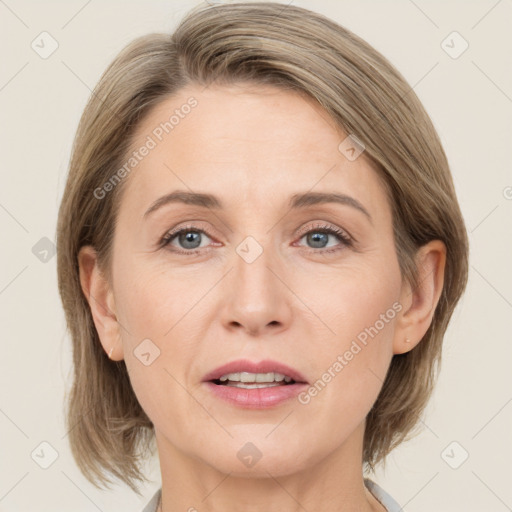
[142,482,400,512]
[364,478,402,512]
[141,488,161,512]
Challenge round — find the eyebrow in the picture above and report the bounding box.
[143,190,372,223]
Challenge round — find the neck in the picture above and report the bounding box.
[154,422,386,512]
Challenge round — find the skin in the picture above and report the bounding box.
[79,82,446,512]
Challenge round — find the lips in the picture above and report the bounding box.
[202,359,308,384]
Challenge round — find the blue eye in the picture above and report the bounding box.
[160,225,212,254]
[160,222,352,256]
[297,225,352,253]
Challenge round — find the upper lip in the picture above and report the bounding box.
[202,359,308,384]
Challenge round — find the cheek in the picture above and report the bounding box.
[304,260,400,347]
[113,264,202,424]
[112,259,193,375]
[292,271,399,446]
[114,258,196,341]
[298,254,401,402]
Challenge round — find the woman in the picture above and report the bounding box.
[56,3,469,511]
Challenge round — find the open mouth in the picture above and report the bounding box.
[204,367,308,408]
[211,371,298,389]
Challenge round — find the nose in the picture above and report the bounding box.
[220,240,293,337]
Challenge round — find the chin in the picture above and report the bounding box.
[201,442,316,478]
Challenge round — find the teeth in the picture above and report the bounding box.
[218,372,293,383]
[226,382,283,389]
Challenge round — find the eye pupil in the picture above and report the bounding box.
[308,232,328,248]
[164,225,347,256]
[180,231,201,249]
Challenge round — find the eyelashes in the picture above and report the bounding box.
[159,222,353,257]
[295,222,353,252]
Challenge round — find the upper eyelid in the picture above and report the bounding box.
[164,221,348,237]
[162,222,352,247]
[296,222,351,237]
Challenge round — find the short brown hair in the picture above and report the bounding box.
[56,1,469,494]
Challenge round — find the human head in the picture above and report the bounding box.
[56,1,468,494]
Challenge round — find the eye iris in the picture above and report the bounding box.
[179,231,201,249]
[168,227,342,252]
[308,232,328,248]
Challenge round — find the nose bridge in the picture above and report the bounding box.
[235,234,274,295]
[221,232,291,335]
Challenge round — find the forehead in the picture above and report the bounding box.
[119,83,389,220]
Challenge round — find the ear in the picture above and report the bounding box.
[77,246,124,361]
[393,240,446,355]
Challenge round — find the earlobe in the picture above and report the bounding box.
[77,246,124,361]
[393,240,447,355]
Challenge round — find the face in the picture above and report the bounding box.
[98,82,408,476]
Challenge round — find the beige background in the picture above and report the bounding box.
[1,0,511,510]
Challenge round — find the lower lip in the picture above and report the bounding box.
[203,381,308,409]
